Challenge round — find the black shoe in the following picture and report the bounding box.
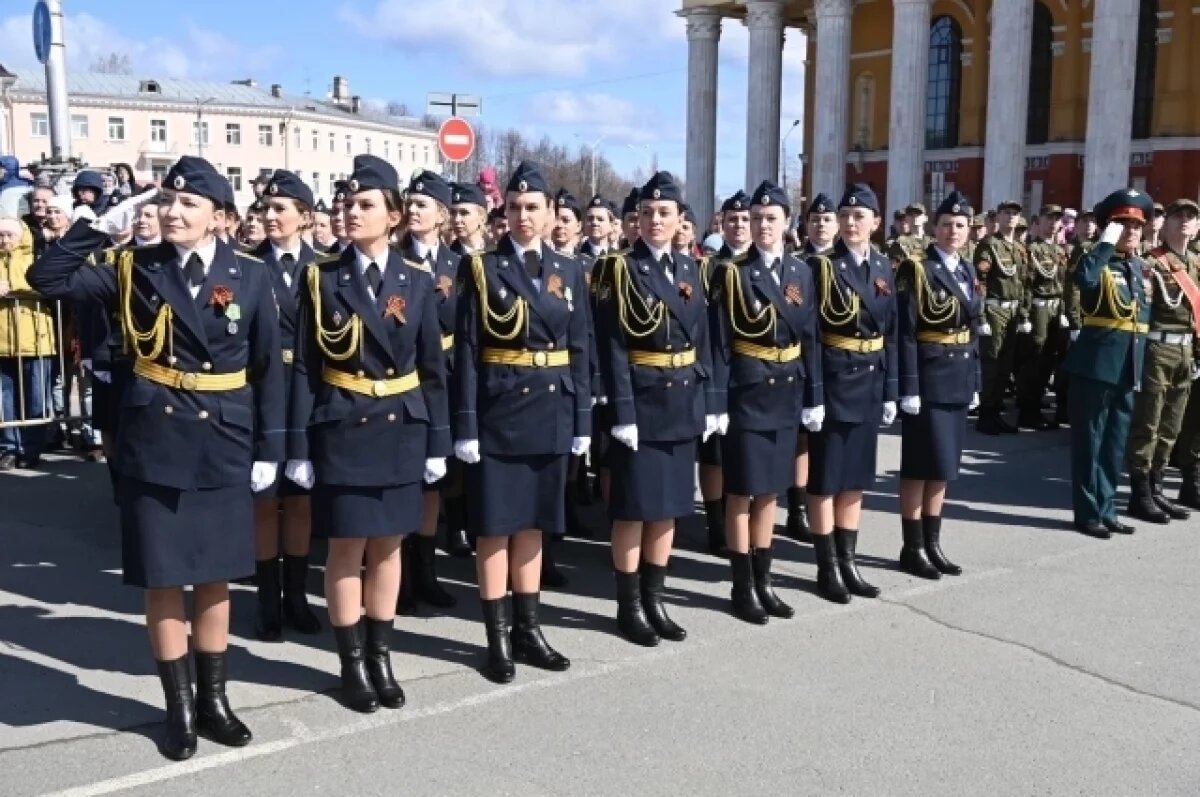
[254,558,283,642]
[729,551,769,623]
[363,618,406,709]
[0,452,17,470]
[480,597,516,684]
[443,498,474,558]
[17,453,41,469]
[813,534,850,604]
[785,486,813,543]
[281,555,322,634]
[703,499,730,557]
[413,534,457,609]
[751,547,794,618]
[194,651,252,747]
[1150,470,1190,520]
[155,655,197,761]
[541,534,568,590]
[1126,472,1169,524]
[1102,517,1135,535]
[614,570,659,647]
[1178,465,1200,511]
[834,528,881,597]
[1076,520,1111,539]
[899,518,941,580]
[921,516,962,576]
[640,562,687,640]
[511,592,570,672]
[333,622,380,713]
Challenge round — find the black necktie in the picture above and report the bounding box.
[365,262,382,295]
[771,257,782,281]
[659,253,674,281]
[280,253,296,283]
[524,250,542,281]
[184,253,205,288]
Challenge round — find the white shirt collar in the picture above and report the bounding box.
[354,245,388,274]
[271,241,303,263]
[645,243,671,263]
[587,238,607,253]
[934,245,960,269]
[173,237,217,270]
[845,245,870,267]
[134,235,161,247]
[510,236,544,262]
[759,246,785,263]
[410,237,438,263]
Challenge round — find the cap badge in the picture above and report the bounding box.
[348,178,360,192]
[415,181,424,192]
[952,203,960,213]
[762,195,771,205]
[172,175,186,190]
[268,183,279,195]
[652,188,662,199]
[518,180,528,192]
[849,196,857,206]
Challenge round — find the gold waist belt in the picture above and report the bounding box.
[916,330,972,345]
[133,360,247,391]
[821,333,884,353]
[629,348,697,368]
[1082,317,1149,334]
[732,340,801,363]
[480,348,569,368]
[322,367,419,397]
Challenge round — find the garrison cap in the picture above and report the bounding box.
[164,156,228,207]
[749,180,790,215]
[639,171,683,205]
[586,194,612,217]
[332,180,351,205]
[721,190,749,213]
[1166,198,1200,217]
[806,193,835,216]
[838,183,880,214]
[347,154,399,194]
[1095,188,1154,227]
[681,203,697,225]
[450,182,487,208]
[506,161,550,196]
[265,170,314,208]
[219,177,237,213]
[313,199,330,213]
[487,206,506,222]
[621,188,640,217]
[408,169,452,207]
[555,188,582,221]
[935,191,973,220]
[1153,201,1166,215]
[970,214,987,228]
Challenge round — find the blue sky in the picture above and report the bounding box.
[0,0,806,197]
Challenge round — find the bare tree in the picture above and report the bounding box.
[385,101,410,117]
[89,53,133,75]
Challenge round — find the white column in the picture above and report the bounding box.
[744,0,786,187]
[810,0,853,199]
[886,0,932,220]
[982,0,1034,210]
[681,8,722,227]
[1082,0,1139,207]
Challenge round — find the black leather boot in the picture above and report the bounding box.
[834,528,881,597]
[281,554,322,634]
[614,570,659,647]
[511,592,570,672]
[397,537,419,614]
[922,516,962,576]
[729,551,769,624]
[480,597,516,684]
[813,533,851,604]
[443,497,474,558]
[751,547,794,618]
[1127,471,1169,524]
[1150,470,1190,520]
[413,534,457,609]
[363,618,406,709]
[704,499,729,557]
[254,558,282,642]
[333,622,380,713]
[640,562,687,640]
[1178,464,1200,510]
[785,486,813,543]
[194,651,252,747]
[541,534,568,589]
[899,518,941,580]
[155,655,197,761]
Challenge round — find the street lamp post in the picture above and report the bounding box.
[780,118,800,194]
[573,133,609,197]
[626,143,655,177]
[195,97,215,157]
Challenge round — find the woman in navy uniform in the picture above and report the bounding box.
[453,161,591,683]
[804,183,898,604]
[286,155,450,713]
[709,181,821,624]
[895,191,982,580]
[450,182,490,258]
[395,170,466,610]
[249,170,323,641]
[594,171,714,647]
[29,156,285,761]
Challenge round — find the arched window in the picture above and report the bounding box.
[1132,0,1158,138]
[926,16,962,149]
[1027,2,1053,145]
[853,73,875,150]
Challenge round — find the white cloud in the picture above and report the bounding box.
[524,90,664,148]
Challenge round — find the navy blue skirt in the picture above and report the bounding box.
[119,480,253,588]
[313,482,422,539]
[900,402,968,481]
[468,453,567,537]
[808,419,880,496]
[609,439,697,522]
[723,425,798,497]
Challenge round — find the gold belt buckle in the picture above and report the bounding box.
[532,350,549,367]
[180,372,198,390]
[282,349,294,364]
[372,380,387,398]
[670,352,685,367]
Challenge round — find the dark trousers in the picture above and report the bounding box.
[979,310,1018,415]
[1068,375,1133,525]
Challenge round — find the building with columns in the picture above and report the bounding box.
[680,0,1200,225]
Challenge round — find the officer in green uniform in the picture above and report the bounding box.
[1016,205,1067,429]
[887,203,928,267]
[1131,199,1200,517]
[1064,188,1154,538]
[962,214,987,263]
[973,200,1029,434]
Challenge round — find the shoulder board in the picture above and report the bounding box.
[405,257,431,273]
[313,252,342,267]
[236,251,264,263]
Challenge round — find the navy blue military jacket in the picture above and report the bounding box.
[593,238,712,442]
[708,245,822,430]
[1064,242,1151,389]
[29,220,285,489]
[252,239,317,358]
[453,235,591,456]
[288,247,450,487]
[400,234,458,366]
[807,239,899,423]
[896,244,982,404]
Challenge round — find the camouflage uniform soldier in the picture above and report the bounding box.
[887,203,929,267]
[1016,205,1068,429]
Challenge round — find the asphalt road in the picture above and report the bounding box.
[1,427,1198,796]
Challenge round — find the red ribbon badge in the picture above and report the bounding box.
[785,284,803,305]
[546,273,564,298]
[678,281,694,302]
[437,275,453,298]
[874,277,892,297]
[384,295,406,324]
[209,285,234,310]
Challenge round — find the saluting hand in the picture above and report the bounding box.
[91,187,159,237]
[1100,222,1125,247]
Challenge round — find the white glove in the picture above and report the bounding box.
[90,187,158,237]
[969,392,980,411]
[703,414,719,443]
[612,423,639,451]
[1018,321,1033,334]
[454,439,481,464]
[801,405,825,433]
[251,461,279,493]
[571,436,591,456]
[881,401,898,426]
[1069,329,1080,343]
[899,396,921,415]
[978,322,993,337]
[716,413,730,436]
[72,204,97,223]
[1059,315,1070,329]
[423,457,447,484]
[284,459,315,489]
[596,395,608,405]
[1100,222,1124,246]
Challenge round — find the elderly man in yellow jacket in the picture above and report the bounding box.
[0,216,57,469]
